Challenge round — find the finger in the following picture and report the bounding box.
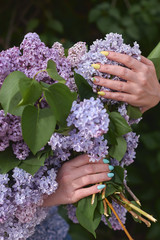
[93,76,135,94]
[65,154,90,168]
[98,91,138,105]
[103,51,144,71]
[97,64,138,82]
[74,172,113,189]
[71,163,113,180]
[66,154,108,168]
[74,184,106,201]
[140,55,155,67]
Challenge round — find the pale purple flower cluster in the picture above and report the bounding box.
[102,201,127,230]
[49,97,110,162]
[0,33,73,90]
[66,204,78,224]
[0,32,142,237]
[0,164,58,239]
[0,110,25,157]
[67,97,109,138]
[76,33,141,103]
[67,41,87,67]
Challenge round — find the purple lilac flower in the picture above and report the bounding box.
[12,141,30,160]
[67,41,87,67]
[118,103,142,125]
[76,33,141,103]
[102,201,127,230]
[67,97,110,138]
[121,132,139,167]
[66,204,79,223]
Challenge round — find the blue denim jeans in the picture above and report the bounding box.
[64,234,72,240]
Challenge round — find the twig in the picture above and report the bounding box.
[123,181,141,206]
[103,199,109,217]
[105,198,134,240]
[111,196,151,227]
[91,194,95,205]
[119,193,157,223]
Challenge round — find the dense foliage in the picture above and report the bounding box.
[0,0,160,239]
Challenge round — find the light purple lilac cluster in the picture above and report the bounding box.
[48,97,110,162]
[76,33,141,104]
[0,32,142,237]
[0,110,30,160]
[102,201,127,230]
[0,32,77,239]
[0,163,58,239]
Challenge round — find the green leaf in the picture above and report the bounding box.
[97,200,104,214]
[46,60,66,83]
[0,71,26,116]
[0,147,20,173]
[148,42,160,59]
[44,83,77,127]
[18,77,42,106]
[148,57,160,80]
[22,105,56,155]
[105,183,120,197]
[148,42,160,79]
[104,216,112,229]
[113,166,125,185]
[109,112,132,136]
[76,195,100,237]
[74,72,97,101]
[18,153,47,175]
[127,105,142,119]
[109,136,127,161]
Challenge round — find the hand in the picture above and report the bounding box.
[92,51,160,113]
[42,154,114,206]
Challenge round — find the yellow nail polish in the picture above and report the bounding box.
[100,51,109,56]
[91,64,100,70]
[98,91,106,96]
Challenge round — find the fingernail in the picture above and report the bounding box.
[109,165,114,171]
[91,63,100,70]
[107,173,114,178]
[92,77,100,83]
[100,51,109,56]
[98,91,105,96]
[103,158,109,164]
[97,184,106,190]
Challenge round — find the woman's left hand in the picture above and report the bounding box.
[92,51,160,113]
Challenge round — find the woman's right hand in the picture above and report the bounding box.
[42,154,114,207]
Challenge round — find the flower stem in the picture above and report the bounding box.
[123,181,141,206]
[103,199,109,217]
[91,194,95,205]
[119,193,157,223]
[105,198,134,240]
[33,69,46,79]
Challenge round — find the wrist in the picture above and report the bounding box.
[42,193,59,207]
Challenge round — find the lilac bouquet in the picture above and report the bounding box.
[0,33,158,240]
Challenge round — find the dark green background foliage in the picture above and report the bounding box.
[1,0,160,239]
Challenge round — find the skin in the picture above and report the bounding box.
[42,154,112,206]
[94,52,160,113]
[43,52,160,207]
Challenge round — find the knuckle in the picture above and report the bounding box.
[85,165,94,174]
[116,93,125,101]
[125,55,131,63]
[118,82,124,91]
[121,68,128,78]
[142,65,149,74]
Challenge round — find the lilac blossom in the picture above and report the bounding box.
[76,33,141,103]
[102,201,127,230]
